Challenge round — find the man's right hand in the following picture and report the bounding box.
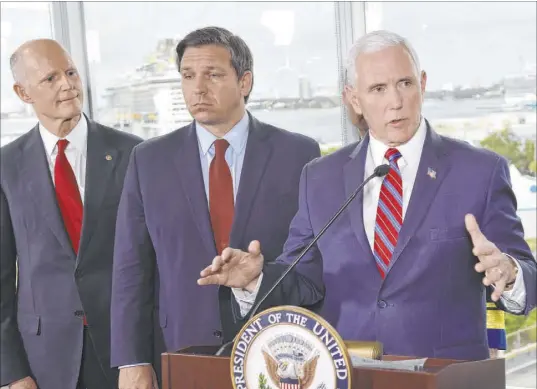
[118,365,158,389]
[197,240,264,291]
[9,376,37,389]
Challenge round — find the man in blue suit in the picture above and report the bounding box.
[198,30,536,361]
[111,27,320,388]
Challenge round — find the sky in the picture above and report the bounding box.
[1,1,535,111]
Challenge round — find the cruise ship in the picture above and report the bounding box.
[502,65,537,110]
[98,38,192,139]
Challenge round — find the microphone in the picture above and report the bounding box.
[215,163,390,356]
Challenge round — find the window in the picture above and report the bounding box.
[366,1,536,235]
[83,2,342,146]
[366,3,536,388]
[0,2,53,146]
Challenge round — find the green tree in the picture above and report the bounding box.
[480,127,536,176]
[321,146,340,156]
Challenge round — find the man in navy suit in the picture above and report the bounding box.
[111,27,320,388]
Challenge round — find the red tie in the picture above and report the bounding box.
[373,148,403,278]
[209,139,234,254]
[54,140,87,325]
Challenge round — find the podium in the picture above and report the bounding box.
[161,346,505,389]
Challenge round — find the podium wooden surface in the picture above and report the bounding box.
[162,346,505,389]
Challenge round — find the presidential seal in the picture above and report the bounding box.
[231,306,351,389]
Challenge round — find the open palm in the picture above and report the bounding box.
[197,240,264,290]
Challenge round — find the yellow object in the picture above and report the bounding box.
[486,302,506,330]
[344,340,383,360]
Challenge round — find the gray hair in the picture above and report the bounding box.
[9,51,23,82]
[346,30,421,85]
[175,26,254,102]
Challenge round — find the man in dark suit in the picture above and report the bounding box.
[0,39,142,389]
[110,27,320,388]
[198,30,536,361]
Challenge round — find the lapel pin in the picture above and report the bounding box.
[105,154,112,161]
[427,167,436,179]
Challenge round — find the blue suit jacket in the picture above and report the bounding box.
[110,114,320,367]
[257,123,536,360]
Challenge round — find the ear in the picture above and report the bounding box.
[239,70,253,98]
[13,83,33,104]
[420,70,427,96]
[345,84,363,115]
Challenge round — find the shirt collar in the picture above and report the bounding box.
[39,115,88,157]
[369,117,427,168]
[196,111,249,156]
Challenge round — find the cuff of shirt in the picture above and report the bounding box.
[499,253,526,313]
[119,363,151,368]
[232,273,264,303]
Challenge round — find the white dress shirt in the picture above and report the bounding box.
[38,115,88,202]
[236,117,526,316]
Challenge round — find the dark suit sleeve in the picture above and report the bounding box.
[0,186,32,385]
[482,157,536,315]
[110,147,156,367]
[251,161,325,315]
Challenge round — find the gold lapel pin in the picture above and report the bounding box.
[427,167,436,179]
[105,154,112,161]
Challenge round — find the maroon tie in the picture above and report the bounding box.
[209,139,234,254]
[54,140,87,325]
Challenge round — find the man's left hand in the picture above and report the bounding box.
[465,214,517,301]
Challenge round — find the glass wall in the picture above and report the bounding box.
[366,1,536,237]
[0,1,53,146]
[83,2,342,145]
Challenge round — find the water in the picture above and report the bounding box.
[1,97,535,143]
[1,98,535,238]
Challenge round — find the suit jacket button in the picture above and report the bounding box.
[213,330,222,338]
[377,300,388,309]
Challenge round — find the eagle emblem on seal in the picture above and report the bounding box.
[261,333,320,389]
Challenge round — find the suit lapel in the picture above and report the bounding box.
[229,115,272,248]
[343,135,375,262]
[22,125,74,256]
[387,122,451,273]
[175,123,217,255]
[77,118,118,262]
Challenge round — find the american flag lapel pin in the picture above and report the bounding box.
[427,167,436,179]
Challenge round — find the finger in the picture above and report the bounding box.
[197,274,222,286]
[491,278,507,301]
[472,241,495,258]
[221,247,234,262]
[248,240,261,256]
[221,247,245,263]
[200,264,215,277]
[465,214,484,246]
[474,250,501,273]
[482,275,494,287]
[482,265,505,287]
[211,255,225,272]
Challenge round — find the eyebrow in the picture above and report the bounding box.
[368,77,414,90]
[180,65,226,72]
[38,67,77,82]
